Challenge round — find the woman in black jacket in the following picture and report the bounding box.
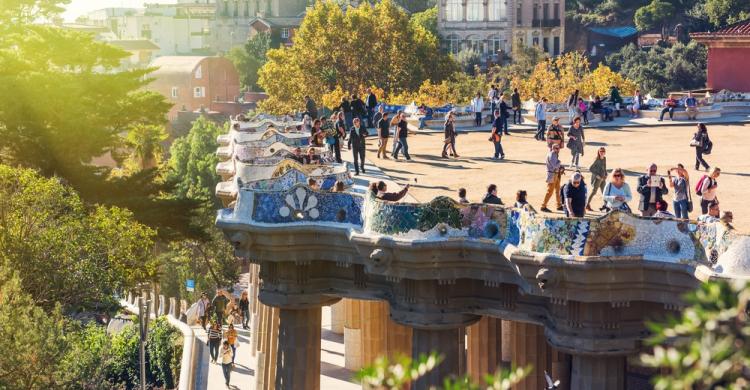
[442,112,459,158]
[692,123,711,171]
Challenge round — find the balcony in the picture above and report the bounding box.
[531,18,561,28]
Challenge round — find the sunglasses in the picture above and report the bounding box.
[613,174,623,177]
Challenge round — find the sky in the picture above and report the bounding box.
[62,0,176,21]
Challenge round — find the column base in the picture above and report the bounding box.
[571,354,625,390]
[412,328,461,390]
[275,307,322,390]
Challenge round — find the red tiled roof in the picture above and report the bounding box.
[691,19,750,37]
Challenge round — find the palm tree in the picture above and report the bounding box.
[126,125,168,171]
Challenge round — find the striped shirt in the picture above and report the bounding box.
[208,328,222,341]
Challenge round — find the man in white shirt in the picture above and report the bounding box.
[471,92,484,127]
[535,97,548,140]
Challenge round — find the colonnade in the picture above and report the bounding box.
[243,265,627,390]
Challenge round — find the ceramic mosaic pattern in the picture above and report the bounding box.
[251,185,364,226]
[243,168,350,192]
[509,210,591,256]
[693,221,734,264]
[595,214,697,262]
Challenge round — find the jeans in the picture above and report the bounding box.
[344,112,353,129]
[393,137,410,159]
[568,107,577,123]
[367,108,375,128]
[242,309,250,329]
[581,110,589,124]
[442,136,457,156]
[215,311,224,326]
[352,146,365,174]
[513,109,522,124]
[209,339,220,361]
[231,344,236,363]
[418,116,432,129]
[493,141,504,158]
[535,120,546,139]
[475,112,482,126]
[500,116,509,134]
[222,363,232,385]
[673,199,689,219]
[695,147,709,170]
[571,152,580,167]
[659,106,675,120]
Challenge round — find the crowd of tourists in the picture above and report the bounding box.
[195,289,251,388]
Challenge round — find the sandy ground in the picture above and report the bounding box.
[362,122,750,233]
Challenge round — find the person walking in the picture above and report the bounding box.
[490,110,505,160]
[238,291,250,330]
[534,98,548,140]
[390,111,402,157]
[602,168,632,212]
[488,85,498,118]
[541,144,564,212]
[393,112,411,161]
[567,90,579,124]
[332,112,346,163]
[373,105,385,130]
[221,340,233,387]
[546,117,565,149]
[225,323,238,365]
[658,94,678,121]
[376,111,390,159]
[567,117,585,168]
[578,97,589,125]
[470,92,484,127]
[482,184,504,205]
[499,96,511,135]
[366,88,378,128]
[698,167,721,214]
[207,321,222,364]
[636,164,669,217]
[197,293,210,331]
[442,112,459,158]
[691,123,711,171]
[668,164,691,219]
[586,147,607,212]
[511,88,522,124]
[563,172,588,218]
[351,94,368,125]
[212,289,229,326]
[348,118,368,175]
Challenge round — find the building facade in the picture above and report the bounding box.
[691,19,750,92]
[147,56,242,119]
[437,0,564,63]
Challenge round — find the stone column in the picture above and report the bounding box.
[275,307,322,390]
[386,316,412,358]
[343,298,363,370]
[501,320,512,368]
[550,348,571,390]
[360,300,388,365]
[412,328,462,390]
[329,301,345,334]
[510,322,550,390]
[466,316,503,381]
[570,354,625,390]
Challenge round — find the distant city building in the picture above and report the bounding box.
[108,39,161,69]
[147,56,243,119]
[586,26,637,59]
[437,0,564,64]
[212,0,310,53]
[691,19,750,92]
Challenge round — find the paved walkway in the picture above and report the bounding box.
[193,273,359,389]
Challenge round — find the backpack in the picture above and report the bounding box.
[695,175,709,196]
[703,139,713,155]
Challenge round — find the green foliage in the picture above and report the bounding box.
[396,0,436,12]
[125,124,168,171]
[56,322,117,389]
[486,45,548,94]
[257,0,457,114]
[703,0,750,28]
[605,41,707,96]
[456,49,482,75]
[147,317,184,389]
[634,0,676,31]
[0,165,157,313]
[227,32,271,90]
[410,6,438,37]
[356,352,530,390]
[641,281,750,389]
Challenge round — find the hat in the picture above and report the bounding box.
[552,116,560,121]
[572,172,583,181]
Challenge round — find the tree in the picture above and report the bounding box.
[703,0,750,28]
[257,0,457,114]
[227,32,271,90]
[125,124,168,171]
[0,165,157,312]
[634,0,676,32]
[606,41,706,96]
[410,6,438,37]
[396,0,436,12]
[456,48,482,75]
[640,281,750,389]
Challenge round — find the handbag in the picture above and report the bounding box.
[686,178,694,213]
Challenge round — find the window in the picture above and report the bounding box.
[195,65,202,79]
[488,0,506,21]
[553,36,560,55]
[281,28,290,39]
[543,37,549,52]
[171,87,178,98]
[447,35,461,55]
[516,6,522,26]
[467,36,484,53]
[532,37,539,47]
[488,36,505,54]
[446,0,462,21]
[553,3,560,19]
[532,5,538,21]
[194,86,205,98]
[467,0,483,21]
[543,3,549,20]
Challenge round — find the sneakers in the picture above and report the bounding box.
[556,206,564,211]
[540,207,552,212]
